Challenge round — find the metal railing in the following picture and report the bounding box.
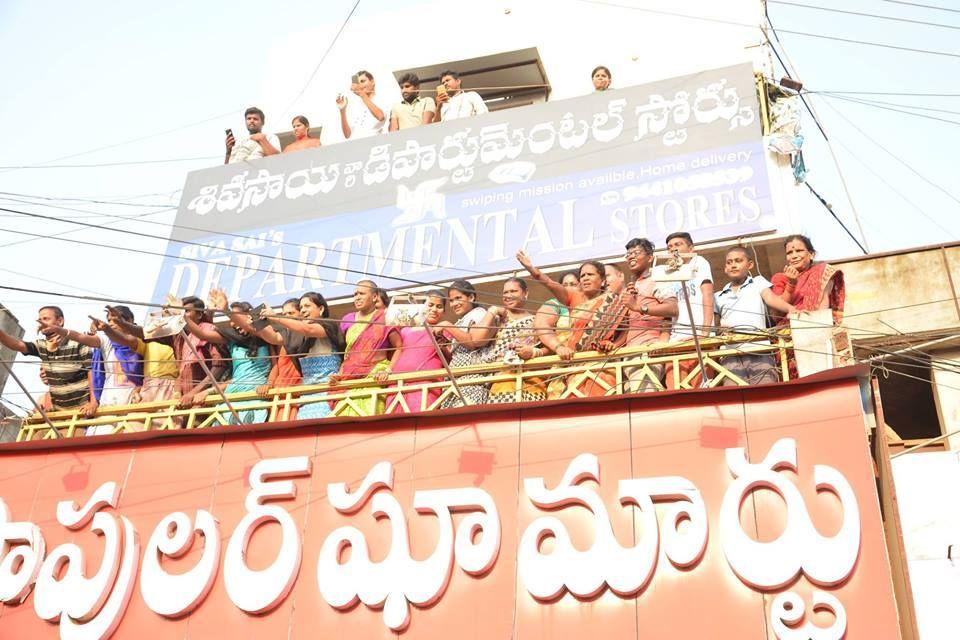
[16,332,793,442]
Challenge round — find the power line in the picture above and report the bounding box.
[574,0,960,59]
[0,110,236,176]
[818,92,960,126]
[0,207,172,251]
[803,184,868,254]
[815,95,960,216]
[817,94,960,117]
[763,8,958,244]
[876,0,960,15]
[827,136,959,239]
[7,277,955,345]
[0,208,537,310]
[0,156,220,170]
[282,0,363,113]
[806,90,960,98]
[10,196,952,338]
[0,195,177,219]
[0,190,175,208]
[763,10,872,251]
[769,0,960,31]
[0,266,116,300]
[0,196,493,277]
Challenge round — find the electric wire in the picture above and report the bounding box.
[803,184,868,254]
[5,277,960,353]
[574,0,960,59]
[0,190,176,208]
[762,12,958,251]
[0,156,221,170]
[768,1,960,31]
[0,111,237,176]
[813,96,960,234]
[282,0,363,114]
[0,207,174,251]
[818,93,960,126]
[805,91,960,98]
[815,94,960,117]
[876,0,960,15]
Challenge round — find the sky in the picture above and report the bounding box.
[1,0,959,413]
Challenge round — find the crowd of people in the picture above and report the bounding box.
[0,232,847,432]
[223,65,616,162]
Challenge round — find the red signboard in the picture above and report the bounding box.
[0,371,902,639]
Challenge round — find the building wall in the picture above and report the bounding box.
[835,245,960,340]
[833,245,960,447]
[892,451,960,640]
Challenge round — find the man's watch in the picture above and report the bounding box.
[640,303,650,315]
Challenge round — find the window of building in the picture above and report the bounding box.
[874,355,942,441]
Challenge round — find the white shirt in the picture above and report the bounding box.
[715,275,773,334]
[345,93,388,138]
[670,255,713,341]
[228,133,281,163]
[440,91,488,121]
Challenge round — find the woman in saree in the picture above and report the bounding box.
[771,234,845,325]
[329,280,401,417]
[472,277,548,405]
[437,279,492,408]
[384,291,450,414]
[526,259,629,399]
[185,297,273,425]
[254,299,303,413]
[214,290,345,421]
[770,235,846,379]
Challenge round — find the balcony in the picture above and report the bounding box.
[17,331,794,441]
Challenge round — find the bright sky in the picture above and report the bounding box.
[1,0,958,413]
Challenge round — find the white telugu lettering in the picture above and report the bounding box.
[0,439,862,638]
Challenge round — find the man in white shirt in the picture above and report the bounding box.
[714,246,796,385]
[336,70,388,139]
[224,107,281,164]
[436,69,488,121]
[664,232,713,388]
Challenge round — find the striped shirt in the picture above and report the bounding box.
[24,338,92,410]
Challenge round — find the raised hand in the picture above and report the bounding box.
[208,288,229,312]
[515,248,535,272]
[87,316,108,332]
[783,264,800,283]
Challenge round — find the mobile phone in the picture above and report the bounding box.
[351,74,359,84]
[251,304,270,331]
[225,128,233,137]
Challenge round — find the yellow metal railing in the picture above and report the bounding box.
[16,332,793,442]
